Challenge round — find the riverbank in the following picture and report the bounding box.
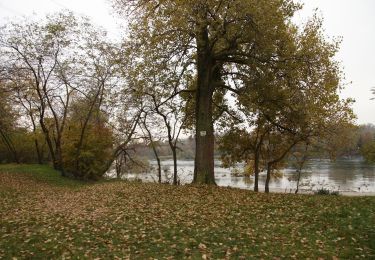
[1,164,374,258]
[266,187,375,196]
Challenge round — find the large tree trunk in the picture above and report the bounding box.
[193,12,216,185]
[193,79,215,184]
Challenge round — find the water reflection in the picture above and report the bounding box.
[109,159,375,193]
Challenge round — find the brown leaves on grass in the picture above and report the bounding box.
[1,171,375,259]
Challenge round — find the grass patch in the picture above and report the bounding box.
[0,164,87,188]
[0,164,374,259]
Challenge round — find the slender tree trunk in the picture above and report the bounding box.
[42,129,57,169]
[152,143,162,183]
[172,147,178,185]
[265,141,298,193]
[30,116,43,164]
[34,139,43,164]
[265,163,272,193]
[39,118,57,168]
[74,85,104,173]
[295,142,309,194]
[42,82,68,177]
[156,155,162,183]
[193,15,216,184]
[253,130,266,192]
[39,86,62,173]
[149,140,162,183]
[0,129,19,164]
[54,137,65,176]
[254,146,260,192]
[115,156,121,178]
[116,153,126,179]
[143,120,162,183]
[166,126,178,185]
[103,112,142,175]
[295,169,302,194]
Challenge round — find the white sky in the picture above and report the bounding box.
[1,0,374,125]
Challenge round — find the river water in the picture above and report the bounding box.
[114,159,375,194]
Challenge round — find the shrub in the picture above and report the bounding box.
[62,119,114,181]
[314,188,340,196]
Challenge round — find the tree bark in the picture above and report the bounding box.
[254,146,260,192]
[265,163,272,193]
[193,65,215,184]
[253,131,266,192]
[165,124,178,185]
[103,111,142,175]
[193,13,216,185]
[265,141,299,193]
[74,82,104,174]
[30,115,43,164]
[143,121,162,183]
[295,142,309,194]
[156,153,162,183]
[0,128,19,164]
[39,118,57,168]
[295,169,301,194]
[34,139,43,164]
[115,154,124,179]
[171,147,178,185]
[54,139,65,176]
[39,116,64,176]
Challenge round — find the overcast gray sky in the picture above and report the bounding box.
[1,0,374,125]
